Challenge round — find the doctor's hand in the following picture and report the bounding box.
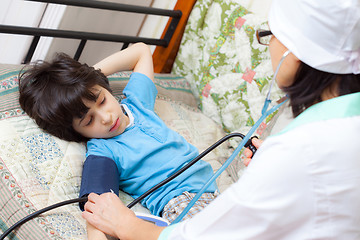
[82,192,134,238]
[82,192,164,240]
[243,138,263,166]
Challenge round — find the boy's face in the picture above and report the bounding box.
[72,85,129,139]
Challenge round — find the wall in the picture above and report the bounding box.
[0,0,177,65]
[138,0,177,53]
[0,0,47,64]
[43,0,152,65]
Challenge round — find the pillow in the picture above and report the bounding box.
[0,66,87,239]
[0,65,233,239]
[172,0,284,179]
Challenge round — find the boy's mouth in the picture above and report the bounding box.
[110,118,120,132]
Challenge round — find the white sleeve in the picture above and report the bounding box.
[159,134,315,240]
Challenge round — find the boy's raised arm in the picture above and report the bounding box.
[93,42,154,81]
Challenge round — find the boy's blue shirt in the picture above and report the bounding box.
[84,72,217,216]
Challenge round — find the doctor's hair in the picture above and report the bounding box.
[283,62,360,117]
[18,53,112,142]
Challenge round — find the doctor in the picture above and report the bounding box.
[81,0,360,239]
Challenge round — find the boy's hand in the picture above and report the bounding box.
[243,138,263,166]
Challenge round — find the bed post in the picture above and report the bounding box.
[152,0,197,73]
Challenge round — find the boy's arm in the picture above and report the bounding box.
[93,42,154,81]
[79,154,120,239]
[87,223,118,240]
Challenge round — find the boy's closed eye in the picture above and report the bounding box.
[85,116,93,126]
[81,94,105,127]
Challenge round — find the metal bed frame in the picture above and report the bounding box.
[0,0,182,63]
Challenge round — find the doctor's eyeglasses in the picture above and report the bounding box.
[256,29,272,45]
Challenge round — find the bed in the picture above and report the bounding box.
[0,0,290,239]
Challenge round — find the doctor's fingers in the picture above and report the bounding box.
[243,157,252,167]
[84,200,98,214]
[251,138,263,148]
[87,192,101,203]
[87,192,116,206]
[244,138,263,157]
[244,148,253,158]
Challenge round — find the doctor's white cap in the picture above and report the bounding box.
[268,0,360,74]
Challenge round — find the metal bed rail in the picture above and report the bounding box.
[0,0,182,63]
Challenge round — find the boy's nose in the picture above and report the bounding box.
[100,112,112,125]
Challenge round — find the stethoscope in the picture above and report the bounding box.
[0,50,291,239]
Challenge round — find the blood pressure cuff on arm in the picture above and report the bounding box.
[79,155,120,211]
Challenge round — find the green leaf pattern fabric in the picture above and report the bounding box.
[172,0,284,179]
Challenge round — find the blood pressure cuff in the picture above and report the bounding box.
[79,155,120,211]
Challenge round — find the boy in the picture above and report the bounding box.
[19,43,218,239]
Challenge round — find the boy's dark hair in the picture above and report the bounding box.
[19,53,112,142]
[283,62,360,117]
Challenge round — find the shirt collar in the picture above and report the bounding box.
[278,92,360,135]
[121,104,134,129]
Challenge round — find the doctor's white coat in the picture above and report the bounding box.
[159,92,360,240]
